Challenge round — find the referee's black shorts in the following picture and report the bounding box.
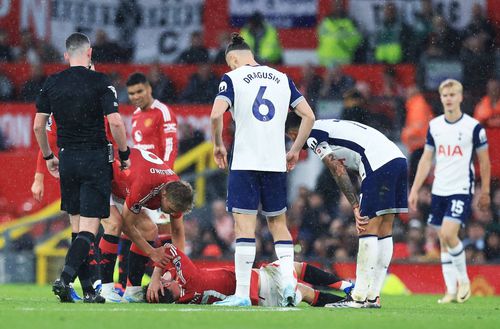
[58,147,112,218]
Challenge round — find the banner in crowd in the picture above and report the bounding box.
[0,104,212,150]
[229,0,318,28]
[4,0,203,63]
[348,0,486,33]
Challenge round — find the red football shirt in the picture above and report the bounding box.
[163,244,259,305]
[131,100,178,168]
[112,148,179,214]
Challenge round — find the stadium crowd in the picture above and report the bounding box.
[0,1,499,266]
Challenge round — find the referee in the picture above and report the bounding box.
[33,33,130,303]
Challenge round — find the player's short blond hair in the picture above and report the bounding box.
[438,79,463,95]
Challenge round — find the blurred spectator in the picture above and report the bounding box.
[412,0,435,58]
[319,66,355,100]
[109,72,129,104]
[180,64,219,104]
[463,222,486,252]
[317,1,362,67]
[460,32,495,95]
[340,89,370,124]
[147,62,177,103]
[298,192,331,256]
[14,30,41,64]
[473,79,500,128]
[463,3,496,53]
[0,29,14,62]
[92,29,123,63]
[0,71,14,101]
[37,39,61,63]
[298,63,323,111]
[381,66,406,98]
[114,0,142,62]
[177,31,210,64]
[401,86,434,181]
[416,32,447,90]
[492,187,500,222]
[431,16,461,57]
[373,2,413,64]
[19,63,46,102]
[484,230,500,261]
[212,31,232,65]
[178,123,205,156]
[211,199,235,252]
[240,12,282,65]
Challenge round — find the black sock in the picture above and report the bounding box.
[78,259,94,295]
[72,233,77,243]
[99,234,119,284]
[302,263,342,286]
[60,231,95,285]
[87,241,100,285]
[118,238,132,289]
[127,241,154,287]
[312,291,344,307]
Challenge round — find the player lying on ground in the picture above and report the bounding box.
[286,114,408,309]
[98,147,193,303]
[143,243,354,306]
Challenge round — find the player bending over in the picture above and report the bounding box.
[286,114,408,309]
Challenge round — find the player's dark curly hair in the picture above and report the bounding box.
[143,284,176,304]
[126,72,149,87]
[225,32,251,56]
[164,181,194,214]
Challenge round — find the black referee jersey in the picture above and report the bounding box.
[36,66,118,149]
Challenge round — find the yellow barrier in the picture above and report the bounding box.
[32,142,218,284]
[173,141,218,207]
[0,200,61,250]
[35,227,72,285]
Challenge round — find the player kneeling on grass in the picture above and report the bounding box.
[286,113,408,309]
[98,148,193,303]
[143,243,354,306]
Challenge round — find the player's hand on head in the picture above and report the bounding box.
[47,157,60,178]
[150,245,171,267]
[353,206,369,234]
[477,192,491,211]
[147,277,164,303]
[286,151,299,171]
[213,145,228,169]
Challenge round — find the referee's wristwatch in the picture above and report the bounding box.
[43,153,54,160]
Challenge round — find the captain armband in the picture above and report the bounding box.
[313,142,334,160]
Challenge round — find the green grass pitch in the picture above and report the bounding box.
[1,285,499,329]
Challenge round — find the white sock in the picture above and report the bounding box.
[367,235,393,300]
[441,252,457,294]
[274,240,295,285]
[234,238,256,298]
[352,235,378,302]
[448,241,469,283]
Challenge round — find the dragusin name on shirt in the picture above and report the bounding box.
[243,72,280,84]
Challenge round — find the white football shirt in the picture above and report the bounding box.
[306,119,405,180]
[216,65,304,171]
[425,113,488,196]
